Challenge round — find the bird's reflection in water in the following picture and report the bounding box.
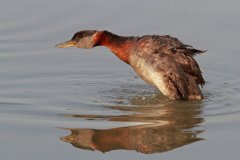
[60,94,204,154]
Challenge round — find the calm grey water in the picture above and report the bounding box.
[1,0,240,159]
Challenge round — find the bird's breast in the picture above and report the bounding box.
[129,54,169,96]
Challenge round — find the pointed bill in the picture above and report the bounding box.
[55,40,77,48]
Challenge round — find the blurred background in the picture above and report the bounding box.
[0,0,240,160]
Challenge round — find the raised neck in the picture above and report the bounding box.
[95,31,133,64]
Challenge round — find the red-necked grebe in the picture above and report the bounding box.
[56,30,206,100]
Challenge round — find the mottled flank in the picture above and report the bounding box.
[130,34,205,100]
[56,30,206,100]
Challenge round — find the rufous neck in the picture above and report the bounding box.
[96,31,133,64]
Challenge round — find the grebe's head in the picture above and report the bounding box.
[56,30,100,49]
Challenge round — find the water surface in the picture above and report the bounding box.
[1,0,240,159]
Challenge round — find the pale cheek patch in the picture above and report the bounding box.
[77,37,95,49]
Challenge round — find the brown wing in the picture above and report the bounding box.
[151,53,189,100]
[153,53,203,100]
[173,47,205,87]
[155,35,206,87]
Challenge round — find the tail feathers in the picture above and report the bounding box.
[177,45,207,56]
